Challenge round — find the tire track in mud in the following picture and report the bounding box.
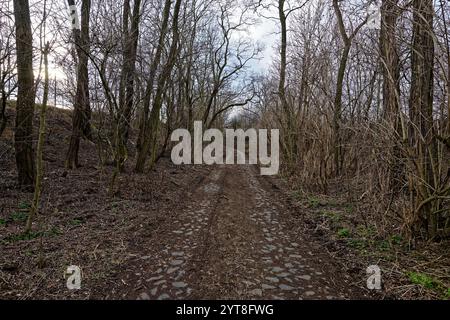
[135,167,227,300]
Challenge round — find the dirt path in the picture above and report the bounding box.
[124,165,366,300]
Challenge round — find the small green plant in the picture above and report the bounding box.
[47,227,62,236]
[10,211,28,222]
[321,210,341,222]
[3,231,42,243]
[18,202,30,210]
[292,190,303,200]
[2,227,62,244]
[337,228,350,238]
[390,234,402,245]
[308,196,321,208]
[356,225,376,238]
[377,240,390,251]
[347,238,367,249]
[445,288,450,300]
[0,218,6,225]
[344,204,354,214]
[408,272,439,289]
[70,218,83,226]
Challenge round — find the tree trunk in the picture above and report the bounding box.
[135,0,182,173]
[380,0,400,125]
[26,43,50,233]
[115,0,142,171]
[136,0,173,157]
[332,0,366,176]
[277,0,296,169]
[0,88,8,138]
[409,0,437,238]
[13,0,35,187]
[333,44,350,176]
[380,0,403,192]
[65,0,91,169]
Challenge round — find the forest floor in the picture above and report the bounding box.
[0,106,448,300]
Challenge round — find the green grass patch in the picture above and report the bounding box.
[307,196,321,208]
[3,231,42,243]
[2,227,62,244]
[321,210,341,223]
[390,234,403,245]
[344,204,355,214]
[407,271,450,299]
[18,202,30,210]
[10,211,28,222]
[0,218,6,225]
[408,272,439,289]
[445,288,450,300]
[347,238,367,249]
[337,228,350,238]
[70,218,83,226]
[355,225,376,238]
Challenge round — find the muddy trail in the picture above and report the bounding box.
[120,165,367,300]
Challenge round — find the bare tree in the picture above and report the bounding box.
[408,0,439,237]
[135,0,182,172]
[115,0,142,171]
[65,0,92,169]
[13,0,35,187]
[332,0,367,176]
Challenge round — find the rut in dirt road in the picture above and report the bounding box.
[135,165,365,300]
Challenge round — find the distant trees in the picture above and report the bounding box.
[0,15,16,138]
[251,0,450,239]
[13,0,35,187]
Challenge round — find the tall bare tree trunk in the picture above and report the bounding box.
[277,0,295,168]
[0,86,8,138]
[136,0,173,162]
[380,0,403,191]
[409,0,437,238]
[380,0,400,125]
[115,0,142,171]
[26,43,50,233]
[13,0,35,187]
[135,0,182,173]
[65,0,91,169]
[332,0,366,176]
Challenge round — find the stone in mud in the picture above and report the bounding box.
[139,292,150,300]
[167,267,179,274]
[272,267,284,272]
[265,277,279,283]
[157,294,170,300]
[262,284,276,290]
[170,259,184,266]
[279,284,294,291]
[249,289,263,296]
[148,275,163,281]
[172,282,188,288]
